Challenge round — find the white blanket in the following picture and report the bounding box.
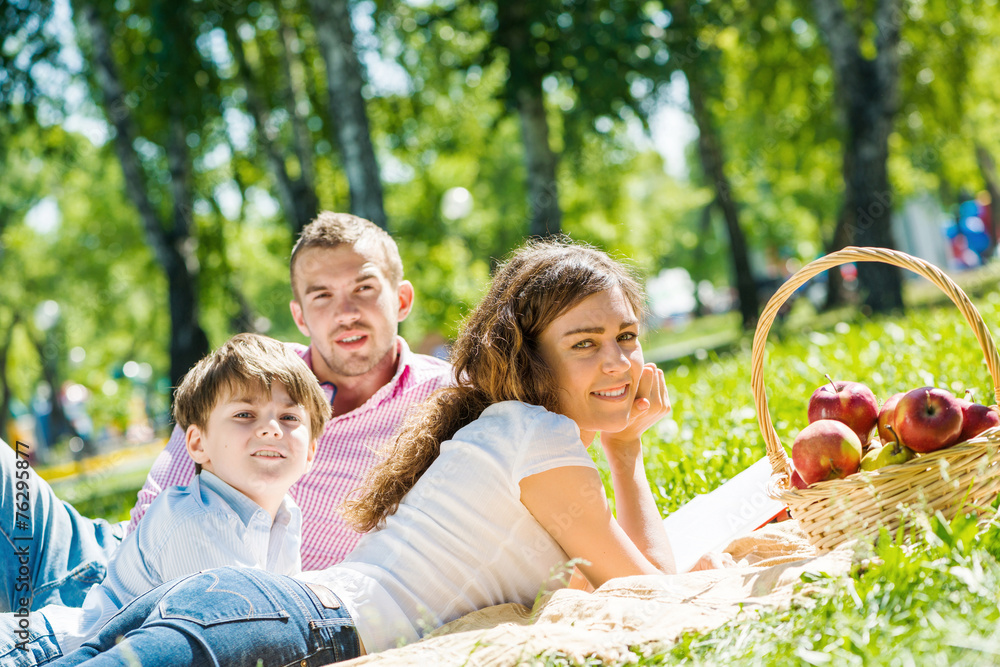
[338,520,852,666]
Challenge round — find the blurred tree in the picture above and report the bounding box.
[666,0,759,329]
[702,0,845,308]
[307,0,387,228]
[75,0,209,388]
[217,3,319,236]
[811,0,903,313]
[494,0,561,237]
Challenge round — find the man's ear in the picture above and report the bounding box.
[290,299,311,338]
[304,438,317,474]
[185,424,210,466]
[396,280,415,322]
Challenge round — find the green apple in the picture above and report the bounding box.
[861,424,915,470]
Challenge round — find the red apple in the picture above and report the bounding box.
[807,376,879,446]
[893,387,963,453]
[789,468,808,489]
[957,401,1000,442]
[791,419,863,485]
[876,392,904,444]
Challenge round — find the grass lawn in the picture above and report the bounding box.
[59,273,1000,665]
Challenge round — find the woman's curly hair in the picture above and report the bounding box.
[341,237,645,532]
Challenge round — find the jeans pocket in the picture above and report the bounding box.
[158,569,290,627]
[32,560,107,609]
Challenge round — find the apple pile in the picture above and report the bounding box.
[789,376,1000,489]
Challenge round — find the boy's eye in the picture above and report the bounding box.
[281,414,301,422]
[234,411,253,419]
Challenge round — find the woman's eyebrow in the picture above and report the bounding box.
[562,320,638,337]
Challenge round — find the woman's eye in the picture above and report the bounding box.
[618,332,638,343]
[572,340,595,349]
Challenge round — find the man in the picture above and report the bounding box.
[1,212,451,616]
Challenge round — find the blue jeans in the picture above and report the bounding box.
[52,567,361,666]
[0,441,121,613]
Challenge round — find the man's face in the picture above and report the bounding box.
[289,245,413,384]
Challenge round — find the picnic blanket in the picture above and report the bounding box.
[337,520,854,666]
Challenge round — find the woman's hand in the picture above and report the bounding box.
[601,363,671,450]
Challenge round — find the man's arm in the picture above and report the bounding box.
[126,425,196,533]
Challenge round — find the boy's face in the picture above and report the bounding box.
[185,381,316,518]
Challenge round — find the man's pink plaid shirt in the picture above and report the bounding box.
[127,338,451,571]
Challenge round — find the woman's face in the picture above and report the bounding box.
[536,287,644,444]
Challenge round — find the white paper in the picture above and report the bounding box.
[662,457,787,573]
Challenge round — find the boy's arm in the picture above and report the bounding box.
[126,424,196,533]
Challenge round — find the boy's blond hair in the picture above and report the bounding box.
[173,333,330,442]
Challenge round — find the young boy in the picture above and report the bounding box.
[5,333,330,665]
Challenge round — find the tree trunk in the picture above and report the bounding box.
[813,0,903,313]
[27,327,83,450]
[517,83,562,238]
[687,75,759,329]
[975,143,999,251]
[224,19,317,235]
[79,2,209,388]
[307,0,386,229]
[278,10,319,235]
[495,0,561,238]
[690,203,714,317]
[823,210,851,309]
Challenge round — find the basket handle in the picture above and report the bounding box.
[751,246,1000,481]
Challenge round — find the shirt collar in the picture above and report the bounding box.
[303,337,414,416]
[197,470,292,527]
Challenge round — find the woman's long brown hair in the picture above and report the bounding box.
[341,238,645,532]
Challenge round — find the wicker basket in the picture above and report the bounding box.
[753,246,1000,551]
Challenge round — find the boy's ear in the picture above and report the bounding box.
[185,424,211,466]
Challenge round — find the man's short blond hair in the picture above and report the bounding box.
[173,333,330,441]
[290,212,403,301]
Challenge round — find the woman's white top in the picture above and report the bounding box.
[300,401,597,652]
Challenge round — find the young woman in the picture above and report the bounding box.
[52,239,676,666]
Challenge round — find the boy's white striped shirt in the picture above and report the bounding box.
[58,471,301,655]
[128,337,452,570]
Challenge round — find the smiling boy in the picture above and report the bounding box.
[2,334,330,665]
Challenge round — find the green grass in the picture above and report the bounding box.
[658,510,1000,666]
